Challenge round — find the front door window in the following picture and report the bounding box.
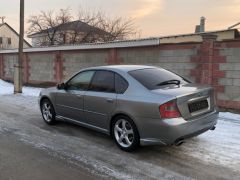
[66,71,95,91]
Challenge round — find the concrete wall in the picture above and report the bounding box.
[0,38,239,111]
[216,42,240,109]
[3,54,18,80]
[28,53,55,83]
[63,50,109,79]
[118,47,197,82]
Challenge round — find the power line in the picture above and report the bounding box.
[228,22,240,29]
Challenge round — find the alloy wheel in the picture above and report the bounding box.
[42,102,53,122]
[114,119,134,148]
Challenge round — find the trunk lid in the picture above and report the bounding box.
[151,83,215,120]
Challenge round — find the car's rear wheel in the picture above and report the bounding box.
[112,116,140,151]
[41,99,56,125]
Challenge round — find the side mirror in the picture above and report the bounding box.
[57,83,66,90]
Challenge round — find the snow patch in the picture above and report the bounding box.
[0,79,13,95]
[0,79,42,96]
[219,112,240,121]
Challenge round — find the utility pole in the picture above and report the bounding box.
[14,0,24,93]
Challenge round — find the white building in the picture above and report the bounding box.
[0,23,31,50]
[28,20,109,47]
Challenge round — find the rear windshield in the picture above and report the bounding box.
[128,68,190,90]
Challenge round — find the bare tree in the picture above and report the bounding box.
[77,8,139,42]
[27,7,140,46]
[27,8,73,46]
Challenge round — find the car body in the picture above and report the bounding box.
[39,65,218,151]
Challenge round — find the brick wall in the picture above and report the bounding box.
[0,36,239,111]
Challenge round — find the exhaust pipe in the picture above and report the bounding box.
[210,126,216,131]
[175,139,185,146]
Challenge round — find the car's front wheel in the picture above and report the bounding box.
[112,116,140,151]
[40,99,56,125]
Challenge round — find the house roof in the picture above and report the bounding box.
[157,28,239,39]
[28,20,109,38]
[0,23,32,47]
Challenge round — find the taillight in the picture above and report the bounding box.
[159,100,181,118]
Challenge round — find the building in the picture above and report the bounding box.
[156,16,239,43]
[158,28,239,43]
[28,20,109,47]
[0,23,31,50]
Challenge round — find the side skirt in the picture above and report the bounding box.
[56,115,110,135]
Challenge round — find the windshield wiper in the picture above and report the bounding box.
[156,79,181,86]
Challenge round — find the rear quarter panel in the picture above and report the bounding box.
[114,93,174,126]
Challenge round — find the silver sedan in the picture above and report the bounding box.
[39,65,218,151]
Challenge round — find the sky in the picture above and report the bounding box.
[1,0,240,40]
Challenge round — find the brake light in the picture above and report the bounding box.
[159,100,181,118]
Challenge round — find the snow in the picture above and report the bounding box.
[219,112,240,122]
[1,79,240,179]
[0,79,13,95]
[166,118,240,172]
[0,79,42,96]
[0,95,192,180]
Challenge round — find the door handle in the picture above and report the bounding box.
[106,98,114,103]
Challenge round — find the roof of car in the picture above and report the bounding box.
[86,65,156,72]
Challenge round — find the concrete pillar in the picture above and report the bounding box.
[199,34,217,85]
[0,54,4,79]
[22,53,29,84]
[54,51,63,83]
[191,34,228,108]
[106,48,123,65]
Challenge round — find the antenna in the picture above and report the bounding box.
[0,16,6,23]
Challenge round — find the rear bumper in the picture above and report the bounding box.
[138,109,218,146]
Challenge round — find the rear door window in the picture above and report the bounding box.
[89,71,115,93]
[115,73,128,94]
[129,68,189,90]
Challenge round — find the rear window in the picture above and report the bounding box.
[129,68,190,90]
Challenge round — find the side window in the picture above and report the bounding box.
[89,71,115,93]
[66,71,95,91]
[115,73,128,94]
[8,38,11,45]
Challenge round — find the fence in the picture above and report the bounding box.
[0,35,240,110]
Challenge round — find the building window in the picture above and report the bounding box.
[0,37,2,44]
[8,38,11,45]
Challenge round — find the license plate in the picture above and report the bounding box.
[188,99,209,113]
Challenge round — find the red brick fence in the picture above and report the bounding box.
[0,35,240,110]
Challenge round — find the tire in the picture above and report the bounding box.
[40,99,56,125]
[112,115,140,152]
